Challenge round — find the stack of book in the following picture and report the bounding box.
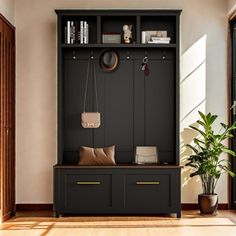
[65,21,89,44]
[141,30,171,44]
[148,36,171,44]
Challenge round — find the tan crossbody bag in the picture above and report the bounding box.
[81,59,101,128]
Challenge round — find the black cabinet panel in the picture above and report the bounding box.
[63,174,112,212]
[103,60,134,162]
[145,60,175,163]
[63,56,175,164]
[64,59,94,150]
[134,59,175,163]
[54,166,181,216]
[125,174,170,211]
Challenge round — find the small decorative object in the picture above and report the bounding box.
[99,50,119,72]
[186,111,236,215]
[102,33,121,44]
[123,24,132,44]
[156,30,168,37]
[79,145,116,165]
[135,146,158,164]
[81,59,101,128]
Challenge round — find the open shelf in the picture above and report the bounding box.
[60,12,178,46]
[140,15,176,44]
[61,43,177,48]
[101,15,137,43]
[61,15,97,44]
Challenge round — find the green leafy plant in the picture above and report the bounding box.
[186,111,236,195]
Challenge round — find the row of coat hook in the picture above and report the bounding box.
[71,50,167,60]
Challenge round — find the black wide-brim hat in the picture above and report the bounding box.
[99,50,119,72]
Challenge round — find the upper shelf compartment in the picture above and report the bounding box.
[61,15,97,44]
[100,16,137,44]
[140,16,176,44]
[57,10,180,47]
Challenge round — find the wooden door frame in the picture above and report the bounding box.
[0,12,15,222]
[0,13,15,31]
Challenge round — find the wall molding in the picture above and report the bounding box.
[16,204,53,211]
[0,13,15,30]
[16,203,229,211]
[0,210,15,223]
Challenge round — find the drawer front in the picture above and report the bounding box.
[64,174,112,212]
[125,174,171,211]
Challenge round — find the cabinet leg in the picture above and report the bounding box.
[177,211,181,218]
[54,212,60,218]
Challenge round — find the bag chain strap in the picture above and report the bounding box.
[83,59,99,112]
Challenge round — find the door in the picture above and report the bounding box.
[0,14,15,222]
[230,19,236,210]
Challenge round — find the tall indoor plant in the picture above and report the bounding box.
[186,111,236,214]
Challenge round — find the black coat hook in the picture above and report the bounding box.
[90,50,94,59]
[126,50,130,60]
[162,51,166,60]
[72,51,76,60]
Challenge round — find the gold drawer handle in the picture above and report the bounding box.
[76,181,101,185]
[136,181,160,185]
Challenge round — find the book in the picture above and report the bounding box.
[84,21,89,44]
[148,40,170,44]
[86,22,89,44]
[84,21,87,44]
[74,21,79,44]
[80,21,84,44]
[142,31,146,44]
[70,21,75,44]
[151,37,171,41]
[67,21,70,44]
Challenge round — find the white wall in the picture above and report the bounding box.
[15,0,229,204]
[0,0,15,25]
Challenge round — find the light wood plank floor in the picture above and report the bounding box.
[0,210,236,236]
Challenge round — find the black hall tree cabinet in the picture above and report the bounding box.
[54,9,182,218]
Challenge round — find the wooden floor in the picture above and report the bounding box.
[0,210,236,236]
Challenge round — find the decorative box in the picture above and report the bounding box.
[102,33,121,44]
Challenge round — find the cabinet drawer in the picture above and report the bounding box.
[64,174,112,212]
[125,174,171,211]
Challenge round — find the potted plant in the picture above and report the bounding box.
[185,111,236,214]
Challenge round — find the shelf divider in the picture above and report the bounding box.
[136,16,140,44]
[97,16,101,44]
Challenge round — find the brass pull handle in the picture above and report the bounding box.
[76,181,101,185]
[136,181,160,185]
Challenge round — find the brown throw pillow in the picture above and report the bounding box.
[78,145,116,166]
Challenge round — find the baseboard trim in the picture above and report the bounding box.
[16,203,229,211]
[181,203,229,210]
[0,210,15,223]
[16,204,53,211]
